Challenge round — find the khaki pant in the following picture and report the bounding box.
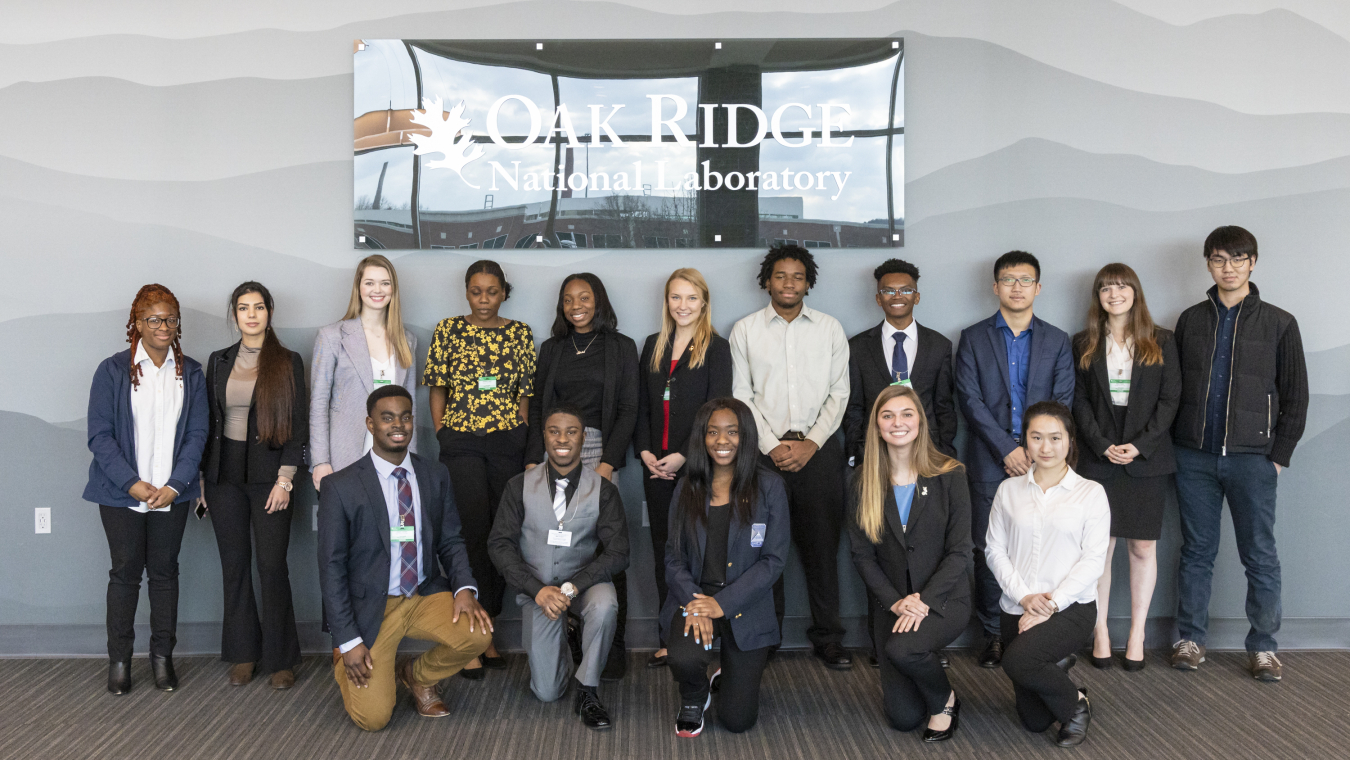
[334,592,491,731]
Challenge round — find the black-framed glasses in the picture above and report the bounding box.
[140,316,181,329]
[878,287,917,298]
[998,276,1038,287]
[1207,254,1252,269]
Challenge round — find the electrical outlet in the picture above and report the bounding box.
[35,508,51,534]
[641,501,649,527]
[313,505,319,531]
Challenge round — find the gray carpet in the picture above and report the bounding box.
[1,650,1347,760]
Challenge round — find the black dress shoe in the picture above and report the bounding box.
[867,651,880,669]
[922,695,961,743]
[814,643,853,670]
[1057,653,1078,673]
[938,652,950,669]
[574,687,612,730]
[107,660,131,695]
[1056,693,1092,747]
[979,637,1004,668]
[1122,657,1146,672]
[1088,653,1113,669]
[601,643,627,682]
[458,664,485,681]
[646,651,668,668]
[481,655,508,670]
[151,655,178,691]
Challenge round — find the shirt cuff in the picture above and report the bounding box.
[163,484,180,497]
[805,428,831,451]
[454,586,478,598]
[338,637,363,654]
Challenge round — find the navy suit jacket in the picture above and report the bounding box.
[317,452,477,649]
[955,314,1075,482]
[661,469,789,651]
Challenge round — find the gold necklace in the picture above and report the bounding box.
[571,332,599,355]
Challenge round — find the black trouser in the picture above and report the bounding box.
[100,502,191,662]
[970,479,1006,637]
[642,462,681,648]
[875,597,968,731]
[1000,602,1095,731]
[767,435,845,648]
[204,438,300,673]
[437,425,525,619]
[668,617,771,734]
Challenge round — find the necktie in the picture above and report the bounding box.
[553,478,569,524]
[891,331,909,383]
[393,467,418,596]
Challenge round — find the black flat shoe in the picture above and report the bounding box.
[867,651,880,669]
[646,651,668,668]
[458,665,485,681]
[923,696,961,743]
[1057,653,1078,673]
[1056,693,1092,747]
[481,655,507,670]
[1123,657,1146,672]
[979,637,1004,668]
[151,655,178,692]
[1088,653,1113,669]
[574,687,612,730]
[107,660,131,695]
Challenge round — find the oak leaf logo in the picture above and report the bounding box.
[408,96,484,187]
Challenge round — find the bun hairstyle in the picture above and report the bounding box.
[126,284,184,388]
[229,281,296,446]
[1021,400,1079,469]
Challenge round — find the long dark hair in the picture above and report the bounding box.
[673,398,760,550]
[1022,400,1078,469]
[1075,263,1163,370]
[550,272,618,339]
[230,281,295,446]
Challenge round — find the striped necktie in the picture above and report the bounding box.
[392,467,417,596]
[553,478,569,523]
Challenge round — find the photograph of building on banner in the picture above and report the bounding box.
[353,38,904,251]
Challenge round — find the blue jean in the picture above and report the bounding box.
[1174,446,1282,653]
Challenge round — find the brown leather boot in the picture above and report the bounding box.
[228,662,255,686]
[397,659,450,718]
[269,669,295,690]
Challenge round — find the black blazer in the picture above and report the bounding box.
[527,330,640,469]
[317,452,477,649]
[845,321,957,462]
[661,470,790,651]
[203,341,308,484]
[1071,328,1181,479]
[634,333,733,458]
[848,468,972,614]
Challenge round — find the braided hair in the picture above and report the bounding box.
[126,284,184,388]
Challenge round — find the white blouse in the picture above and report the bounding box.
[985,466,1111,615]
[130,343,183,513]
[1105,335,1133,406]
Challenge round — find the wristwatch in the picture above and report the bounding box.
[560,582,577,600]
[275,480,293,492]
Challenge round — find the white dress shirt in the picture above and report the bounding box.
[881,319,920,382]
[1105,335,1133,406]
[340,451,476,654]
[129,343,183,513]
[730,303,851,454]
[985,466,1110,614]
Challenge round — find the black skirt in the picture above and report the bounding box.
[1091,406,1168,541]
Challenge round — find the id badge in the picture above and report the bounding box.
[373,377,392,387]
[391,525,415,543]
[478,376,498,391]
[750,523,766,548]
[662,385,671,401]
[548,529,573,547]
[890,377,912,387]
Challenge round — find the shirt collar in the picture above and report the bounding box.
[370,450,413,479]
[994,311,1033,333]
[764,302,817,325]
[133,342,175,369]
[1024,464,1083,494]
[882,319,919,344]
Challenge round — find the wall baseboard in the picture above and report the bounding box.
[2,616,1346,658]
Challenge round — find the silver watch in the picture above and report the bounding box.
[560,582,577,600]
[275,480,293,492]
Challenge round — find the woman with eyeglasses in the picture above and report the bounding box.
[84,284,208,695]
[201,282,308,690]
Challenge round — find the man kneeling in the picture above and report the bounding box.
[318,385,493,731]
[489,405,629,729]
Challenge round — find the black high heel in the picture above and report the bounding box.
[1088,653,1113,669]
[923,695,960,742]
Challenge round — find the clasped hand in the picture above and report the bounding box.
[1018,592,1056,633]
[129,480,176,509]
[641,451,686,480]
[682,593,724,649]
[535,586,571,620]
[1003,446,1031,477]
[769,439,817,473]
[890,593,929,633]
[1104,443,1139,466]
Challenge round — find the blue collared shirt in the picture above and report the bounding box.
[1202,295,1241,453]
[995,312,1034,440]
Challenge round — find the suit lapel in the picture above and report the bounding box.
[340,320,375,390]
[985,320,1011,394]
[1122,353,1147,435]
[1026,316,1054,395]
[883,486,907,542]
[413,457,437,578]
[865,323,892,385]
[904,478,931,534]
[910,325,937,385]
[357,456,392,558]
[213,343,238,416]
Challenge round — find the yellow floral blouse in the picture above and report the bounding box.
[422,317,536,434]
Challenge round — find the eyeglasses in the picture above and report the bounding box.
[998,276,1038,287]
[878,287,917,298]
[140,316,181,329]
[1207,255,1252,270]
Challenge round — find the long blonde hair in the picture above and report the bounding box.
[855,385,962,544]
[342,254,413,368]
[648,268,716,373]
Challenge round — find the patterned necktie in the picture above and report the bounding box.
[891,331,909,383]
[553,478,569,523]
[393,467,417,596]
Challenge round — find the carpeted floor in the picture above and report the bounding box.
[1,649,1347,760]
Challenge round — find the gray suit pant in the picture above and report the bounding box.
[518,581,618,701]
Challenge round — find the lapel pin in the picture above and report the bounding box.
[921,486,928,496]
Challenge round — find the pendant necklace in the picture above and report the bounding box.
[571,332,599,355]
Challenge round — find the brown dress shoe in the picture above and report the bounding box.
[228,662,255,686]
[270,669,295,690]
[397,659,450,718]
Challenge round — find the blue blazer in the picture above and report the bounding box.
[660,469,789,651]
[82,349,208,507]
[955,314,1075,482]
[317,452,477,650]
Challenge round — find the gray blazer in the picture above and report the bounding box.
[309,318,418,471]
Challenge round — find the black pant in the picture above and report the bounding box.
[970,479,1005,637]
[437,425,525,618]
[642,463,681,648]
[205,438,300,673]
[767,435,845,647]
[668,617,770,734]
[1000,602,1096,731]
[875,597,968,731]
[100,502,191,662]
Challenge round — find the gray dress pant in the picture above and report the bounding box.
[519,581,618,701]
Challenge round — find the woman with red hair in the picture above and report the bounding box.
[83,284,209,696]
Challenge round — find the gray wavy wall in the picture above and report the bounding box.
[2,0,1347,655]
